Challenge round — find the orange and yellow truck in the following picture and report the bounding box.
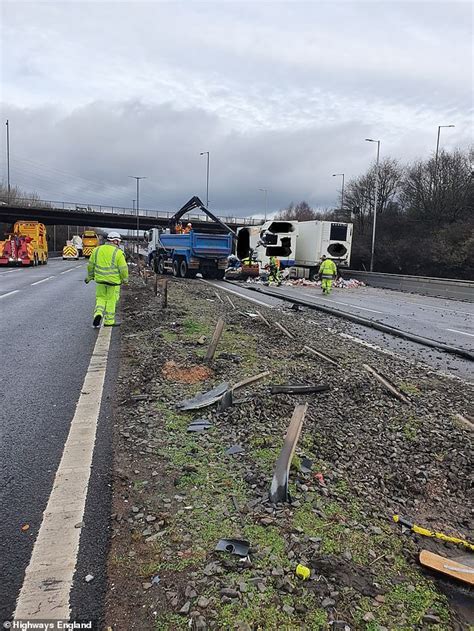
[82,230,100,258]
[0,221,48,266]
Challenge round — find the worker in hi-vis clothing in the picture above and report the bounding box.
[85,231,128,327]
[319,255,337,295]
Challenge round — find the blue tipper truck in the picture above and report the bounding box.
[147,196,234,279]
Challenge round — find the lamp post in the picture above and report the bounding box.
[332,173,345,213]
[365,138,381,272]
[435,124,455,189]
[259,188,268,221]
[5,120,11,203]
[129,177,146,255]
[200,151,210,207]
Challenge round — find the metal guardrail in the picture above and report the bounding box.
[0,197,262,226]
[345,270,474,302]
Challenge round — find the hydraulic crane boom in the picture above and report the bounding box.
[170,196,236,237]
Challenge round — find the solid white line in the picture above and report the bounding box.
[31,276,55,286]
[202,280,275,309]
[302,292,383,314]
[446,328,474,338]
[14,327,112,620]
[0,290,20,299]
[60,268,76,274]
[0,269,21,275]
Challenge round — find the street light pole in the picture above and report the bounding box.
[259,188,268,221]
[365,139,380,272]
[200,152,210,207]
[6,119,11,203]
[434,124,455,190]
[129,176,146,255]
[332,173,345,213]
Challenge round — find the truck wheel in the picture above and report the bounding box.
[215,270,225,280]
[179,259,188,278]
[309,268,319,281]
[157,257,165,275]
[172,259,180,277]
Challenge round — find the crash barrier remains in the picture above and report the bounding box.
[345,270,474,303]
[242,284,474,362]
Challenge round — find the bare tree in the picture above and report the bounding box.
[275,201,319,221]
[343,158,403,233]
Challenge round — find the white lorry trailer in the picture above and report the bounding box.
[237,219,352,279]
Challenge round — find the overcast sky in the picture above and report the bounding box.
[0,1,472,215]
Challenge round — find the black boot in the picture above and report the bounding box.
[93,315,102,327]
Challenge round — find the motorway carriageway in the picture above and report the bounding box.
[205,279,474,381]
[0,258,117,625]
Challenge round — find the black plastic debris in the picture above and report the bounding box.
[187,419,212,433]
[225,445,245,456]
[215,538,250,557]
[177,382,229,411]
[300,457,313,474]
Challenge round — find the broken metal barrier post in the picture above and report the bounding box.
[215,538,250,557]
[363,364,409,404]
[269,403,308,503]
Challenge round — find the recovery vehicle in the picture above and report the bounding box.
[62,240,79,260]
[82,230,100,258]
[147,196,234,279]
[0,221,48,266]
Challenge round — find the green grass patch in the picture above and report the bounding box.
[183,318,208,335]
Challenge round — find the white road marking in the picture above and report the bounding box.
[0,289,20,299]
[446,328,474,338]
[14,327,112,620]
[302,292,383,314]
[0,269,21,275]
[202,280,275,308]
[60,268,77,274]
[31,276,55,286]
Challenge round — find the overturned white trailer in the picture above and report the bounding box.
[237,219,353,279]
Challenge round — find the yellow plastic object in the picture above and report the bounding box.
[393,515,474,552]
[296,564,311,580]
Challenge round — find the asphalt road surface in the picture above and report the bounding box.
[0,259,117,625]
[208,280,474,381]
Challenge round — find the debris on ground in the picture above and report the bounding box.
[215,538,250,557]
[105,274,474,631]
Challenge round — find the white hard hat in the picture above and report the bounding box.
[107,231,122,241]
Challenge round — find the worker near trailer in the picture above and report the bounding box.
[268,255,282,286]
[85,231,129,327]
[319,255,337,295]
[175,221,183,234]
[183,222,193,234]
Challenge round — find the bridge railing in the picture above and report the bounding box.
[0,197,262,226]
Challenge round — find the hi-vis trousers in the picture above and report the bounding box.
[321,275,333,294]
[94,283,120,325]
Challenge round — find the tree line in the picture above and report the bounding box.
[276,148,473,279]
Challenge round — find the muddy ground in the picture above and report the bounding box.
[105,274,473,631]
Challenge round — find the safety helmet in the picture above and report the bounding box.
[107,231,122,241]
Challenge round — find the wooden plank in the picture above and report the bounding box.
[270,404,308,503]
[233,370,270,391]
[256,310,271,327]
[419,550,474,586]
[214,291,224,304]
[454,413,474,432]
[274,321,294,339]
[270,384,330,395]
[363,363,409,404]
[205,317,225,361]
[303,345,339,366]
[226,295,236,309]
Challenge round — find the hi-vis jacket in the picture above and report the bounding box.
[87,243,129,285]
[319,258,337,279]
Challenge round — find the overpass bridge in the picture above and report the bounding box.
[0,198,262,233]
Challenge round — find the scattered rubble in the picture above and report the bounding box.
[105,274,473,631]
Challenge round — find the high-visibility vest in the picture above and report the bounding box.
[319,259,337,279]
[87,243,128,285]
